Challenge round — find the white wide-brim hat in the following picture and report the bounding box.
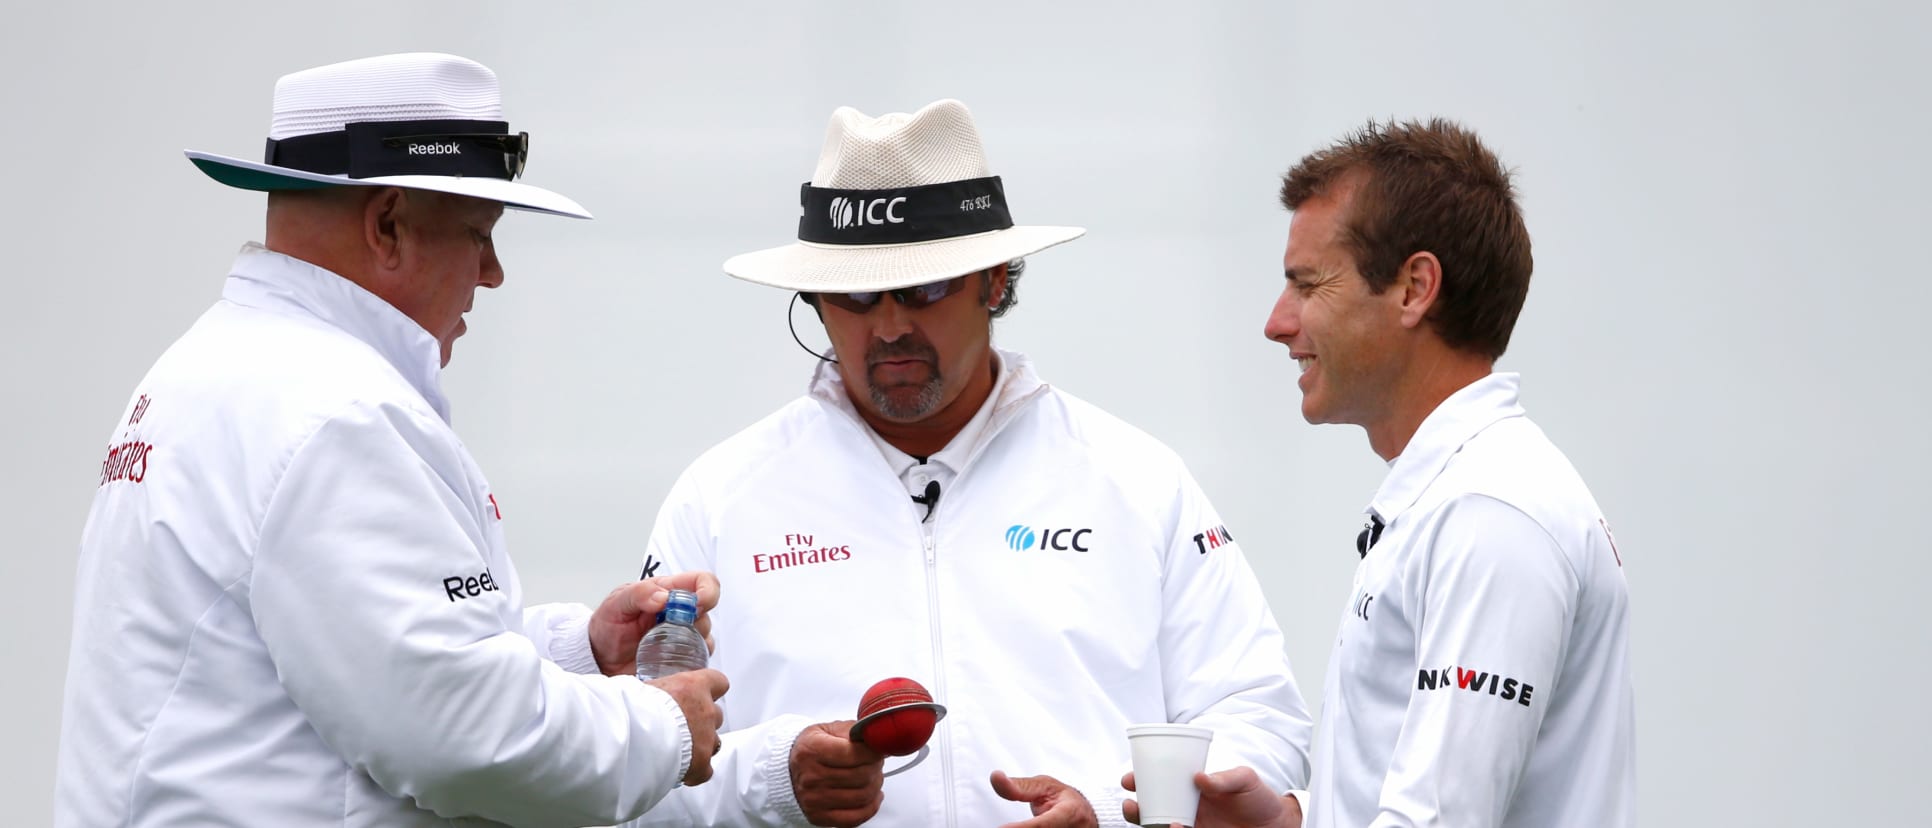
[185,53,590,219]
[723,99,1083,292]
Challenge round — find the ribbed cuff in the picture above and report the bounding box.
[1080,784,1130,827]
[547,611,601,675]
[635,682,694,787]
[760,717,817,826]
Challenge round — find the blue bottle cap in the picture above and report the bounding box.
[660,588,699,625]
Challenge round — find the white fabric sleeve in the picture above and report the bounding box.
[617,714,817,827]
[522,601,600,675]
[1373,494,1578,828]
[249,402,689,827]
[1156,467,1315,794]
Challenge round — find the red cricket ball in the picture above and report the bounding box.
[852,677,944,757]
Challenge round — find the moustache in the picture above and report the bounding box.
[866,338,939,367]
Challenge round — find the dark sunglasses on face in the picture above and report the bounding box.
[380,131,530,179]
[814,274,973,314]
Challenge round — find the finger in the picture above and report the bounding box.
[644,669,730,706]
[811,738,885,769]
[819,722,887,761]
[1198,765,1264,796]
[647,570,721,611]
[798,783,882,816]
[1120,771,1136,791]
[811,790,885,828]
[684,570,722,610]
[989,770,1046,803]
[695,667,730,701]
[694,614,715,651]
[801,767,882,791]
[801,723,885,768]
[998,800,1089,828]
[609,580,670,624]
[1121,797,1140,824]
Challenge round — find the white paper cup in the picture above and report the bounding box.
[1126,723,1214,826]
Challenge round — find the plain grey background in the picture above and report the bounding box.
[5,1,1927,824]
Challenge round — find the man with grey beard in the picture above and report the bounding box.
[625,99,1311,828]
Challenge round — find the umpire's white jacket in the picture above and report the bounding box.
[629,351,1312,827]
[55,244,692,827]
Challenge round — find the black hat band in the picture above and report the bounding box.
[264,119,527,181]
[798,176,1014,245]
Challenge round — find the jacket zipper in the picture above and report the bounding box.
[805,358,1050,828]
[921,513,957,828]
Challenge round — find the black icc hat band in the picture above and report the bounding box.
[263,119,524,181]
[797,176,1014,245]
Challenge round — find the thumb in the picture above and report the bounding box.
[1197,766,1263,796]
[613,581,670,623]
[989,770,1045,803]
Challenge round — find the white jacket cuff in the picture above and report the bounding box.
[1080,784,1129,827]
[760,716,816,825]
[1285,789,1309,822]
[547,611,601,675]
[636,682,694,785]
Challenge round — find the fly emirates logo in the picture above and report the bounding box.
[754,533,852,574]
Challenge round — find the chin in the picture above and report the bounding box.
[1299,399,1334,425]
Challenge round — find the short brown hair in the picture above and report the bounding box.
[1280,118,1533,359]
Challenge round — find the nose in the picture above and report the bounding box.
[1263,283,1299,344]
[870,292,916,342]
[479,240,504,289]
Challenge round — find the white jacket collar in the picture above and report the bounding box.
[220,243,452,421]
[1367,372,1525,523]
[808,347,1050,476]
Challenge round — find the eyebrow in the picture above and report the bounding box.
[1284,265,1339,284]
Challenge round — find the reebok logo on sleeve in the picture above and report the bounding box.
[442,568,499,602]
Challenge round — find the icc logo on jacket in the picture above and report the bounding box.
[1003,524,1092,552]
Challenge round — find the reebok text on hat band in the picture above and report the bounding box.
[263,119,528,181]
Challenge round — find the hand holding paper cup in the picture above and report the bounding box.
[1126,723,1215,826]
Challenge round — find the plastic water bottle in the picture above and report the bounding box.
[635,589,709,679]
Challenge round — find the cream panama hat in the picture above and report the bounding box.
[723,99,1083,292]
[184,52,589,219]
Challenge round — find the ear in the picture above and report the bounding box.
[986,263,1009,309]
[363,187,408,272]
[1396,252,1442,329]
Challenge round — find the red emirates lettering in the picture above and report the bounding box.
[754,545,852,574]
[98,440,154,486]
